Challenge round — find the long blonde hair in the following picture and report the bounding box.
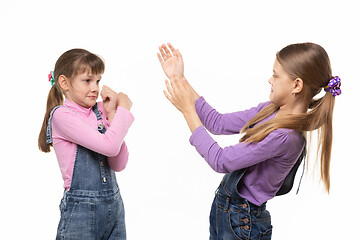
[240,43,336,192]
[38,48,105,153]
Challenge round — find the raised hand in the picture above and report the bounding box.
[101,85,118,121]
[163,76,202,133]
[157,43,184,79]
[163,76,195,115]
[117,92,132,111]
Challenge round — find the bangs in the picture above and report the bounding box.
[72,53,105,77]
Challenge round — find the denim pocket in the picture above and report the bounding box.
[57,201,95,239]
[259,227,272,240]
[59,198,66,213]
[57,201,78,237]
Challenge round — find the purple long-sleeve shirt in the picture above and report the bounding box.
[189,97,305,206]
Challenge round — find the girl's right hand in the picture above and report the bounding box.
[101,85,118,121]
[117,92,132,111]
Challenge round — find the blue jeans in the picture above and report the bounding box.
[56,190,126,239]
[209,169,272,239]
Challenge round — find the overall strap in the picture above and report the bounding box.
[46,105,72,144]
[276,139,307,196]
[92,103,106,134]
[295,142,307,194]
[92,103,102,120]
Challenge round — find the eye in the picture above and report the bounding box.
[96,80,101,85]
[84,79,90,83]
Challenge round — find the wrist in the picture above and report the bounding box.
[182,108,202,133]
[182,107,197,119]
[170,74,186,81]
[106,110,116,122]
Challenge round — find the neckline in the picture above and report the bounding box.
[64,98,93,117]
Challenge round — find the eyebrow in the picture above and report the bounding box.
[84,74,102,79]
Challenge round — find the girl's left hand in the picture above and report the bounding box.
[163,76,196,115]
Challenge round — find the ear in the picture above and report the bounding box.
[293,78,304,94]
[58,75,70,92]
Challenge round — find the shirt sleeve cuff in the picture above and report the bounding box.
[195,96,206,112]
[189,125,207,146]
[116,106,135,123]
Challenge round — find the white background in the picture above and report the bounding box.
[1,0,358,239]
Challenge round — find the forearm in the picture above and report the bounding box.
[182,109,203,133]
[53,107,134,157]
[108,141,129,172]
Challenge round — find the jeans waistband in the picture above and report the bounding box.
[64,188,120,202]
[215,190,267,213]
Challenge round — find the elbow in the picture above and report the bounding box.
[209,153,233,174]
[207,157,228,173]
[105,148,121,157]
[109,146,129,172]
[212,165,229,174]
[112,162,127,172]
[104,142,122,157]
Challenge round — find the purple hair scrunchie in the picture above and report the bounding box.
[324,76,341,96]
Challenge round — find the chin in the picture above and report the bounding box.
[269,97,279,106]
[84,101,97,108]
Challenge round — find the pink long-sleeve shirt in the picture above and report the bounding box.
[51,98,134,190]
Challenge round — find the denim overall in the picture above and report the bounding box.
[47,104,126,240]
[210,169,272,240]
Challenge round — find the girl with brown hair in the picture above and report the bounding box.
[38,49,134,239]
[157,42,340,239]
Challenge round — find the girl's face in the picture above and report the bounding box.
[268,59,295,106]
[65,71,102,108]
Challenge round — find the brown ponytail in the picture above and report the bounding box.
[240,43,337,193]
[38,84,64,152]
[38,48,105,153]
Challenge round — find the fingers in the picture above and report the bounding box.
[163,89,173,104]
[101,85,117,102]
[117,92,133,111]
[165,79,175,96]
[167,43,176,53]
[101,85,108,100]
[157,52,164,64]
[158,43,176,61]
[158,45,168,61]
[162,44,171,56]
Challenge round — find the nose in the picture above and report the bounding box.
[268,77,272,84]
[90,81,99,92]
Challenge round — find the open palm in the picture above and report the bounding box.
[157,43,184,79]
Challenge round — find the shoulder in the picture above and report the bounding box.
[269,128,304,144]
[51,105,78,126]
[268,128,305,156]
[52,105,76,118]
